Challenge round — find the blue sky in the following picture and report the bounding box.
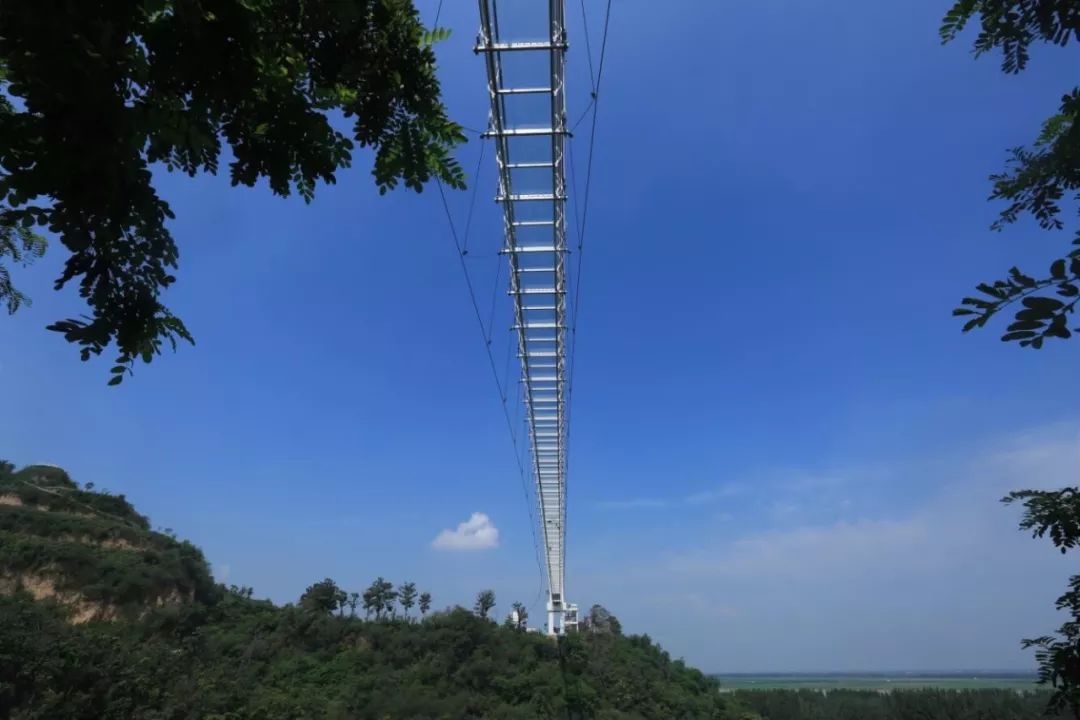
[4,0,1080,672]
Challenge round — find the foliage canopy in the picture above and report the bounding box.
[1003,488,1080,717]
[945,1,1080,347]
[0,0,465,380]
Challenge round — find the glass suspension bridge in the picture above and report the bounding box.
[475,0,576,636]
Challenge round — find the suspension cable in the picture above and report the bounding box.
[434,139,546,603]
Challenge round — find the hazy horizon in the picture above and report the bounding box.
[709,671,1037,676]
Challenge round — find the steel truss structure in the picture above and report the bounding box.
[476,0,576,635]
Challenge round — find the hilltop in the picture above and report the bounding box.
[0,461,745,719]
[0,462,216,622]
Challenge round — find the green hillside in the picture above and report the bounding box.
[0,462,216,618]
[0,462,745,719]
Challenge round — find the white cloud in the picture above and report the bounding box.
[597,497,669,509]
[432,512,500,551]
[684,484,743,505]
[580,422,1080,672]
[599,483,742,510]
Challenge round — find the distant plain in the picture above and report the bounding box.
[712,673,1040,691]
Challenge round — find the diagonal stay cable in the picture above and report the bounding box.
[435,137,546,595]
[435,167,519,448]
[578,0,597,91]
[461,137,486,258]
[568,0,599,132]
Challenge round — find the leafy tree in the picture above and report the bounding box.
[419,591,432,617]
[362,576,396,619]
[364,578,382,618]
[0,223,44,315]
[361,583,377,619]
[229,585,254,600]
[584,604,623,636]
[1003,488,1080,717]
[398,581,417,619]
[945,2,1080,347]
[299,578,345,615]
[0,0,465,381]
[382,579,398,619]
[474,589,495,620]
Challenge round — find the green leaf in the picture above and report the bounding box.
[960,296,994,309]
[976,282,1007,299]
[1051,259,1067,280]
[419,27,452,48]
[1010,267,1037,287]
[107,375,124,386]
[1016,308,1047,321]
[962,316,987,332]
[1022,296,1065,312]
